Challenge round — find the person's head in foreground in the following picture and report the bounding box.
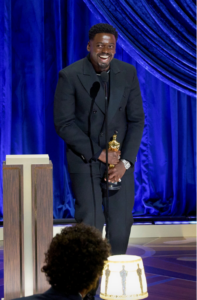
[42,223,111,297]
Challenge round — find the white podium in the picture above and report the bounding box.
[3,155,53,299]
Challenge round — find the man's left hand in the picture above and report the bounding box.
[107,161,126,182]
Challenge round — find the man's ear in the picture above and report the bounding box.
[87,41,90,52]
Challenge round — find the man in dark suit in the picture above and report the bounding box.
[54,23,144,255]
[12,223,110,300]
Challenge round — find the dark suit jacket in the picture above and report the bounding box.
[54,56,144,173]
[13,287,82,300]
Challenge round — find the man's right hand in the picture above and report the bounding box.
[98,149,121,165]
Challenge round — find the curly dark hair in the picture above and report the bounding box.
[42,223,111,294]
[89,23,118,40]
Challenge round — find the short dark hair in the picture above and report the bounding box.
[89,23,118,40]
[42,223,110,294]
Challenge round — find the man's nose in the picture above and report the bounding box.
[102,45,109,52]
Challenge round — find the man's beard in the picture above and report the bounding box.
[97,53,112,70]
[98,62,110,69]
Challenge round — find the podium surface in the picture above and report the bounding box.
[3,155,53,299]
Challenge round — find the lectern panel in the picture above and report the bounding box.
[32,162,53,293]
[3,164,24,299]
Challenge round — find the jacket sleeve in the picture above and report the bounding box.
[54,70,102,162]
[121,67,145,165]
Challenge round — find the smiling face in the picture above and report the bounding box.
[87,33,116,73]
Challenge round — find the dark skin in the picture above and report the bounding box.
[87,33,126,182]
[79,274,100,298]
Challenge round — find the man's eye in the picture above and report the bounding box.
[97,44,103,48]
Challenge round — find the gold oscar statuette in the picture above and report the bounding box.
[108,134,120,168]
[101,134,121,191]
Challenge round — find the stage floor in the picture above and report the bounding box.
[0,236,196,299]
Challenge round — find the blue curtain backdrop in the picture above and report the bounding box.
[0,0,196,219]
[84,0,196,97]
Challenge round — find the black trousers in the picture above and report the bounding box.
[70,163,134,255]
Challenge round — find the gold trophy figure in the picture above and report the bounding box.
[108,135,120,168]
[101,134,121,190]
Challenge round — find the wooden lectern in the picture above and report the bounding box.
[3,155,53,299]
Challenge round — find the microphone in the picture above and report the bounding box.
[100,71,110,239]
[100,71,109,83]
[90,81,100,99]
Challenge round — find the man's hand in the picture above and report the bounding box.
[98,149,121,165]
[107,161,126,182]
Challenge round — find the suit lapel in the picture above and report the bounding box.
[108,60,125,124]
[77,57,105,114]
[77,57,125,118]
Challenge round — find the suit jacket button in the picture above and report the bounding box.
[93,110,97,114]
[100,132,103,137]
[119,107,122,111]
